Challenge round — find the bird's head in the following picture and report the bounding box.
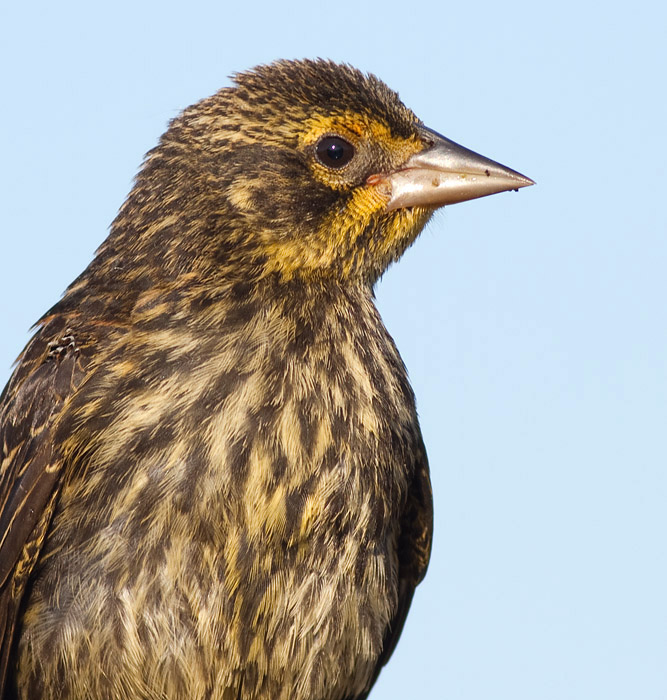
[107,59,532,287]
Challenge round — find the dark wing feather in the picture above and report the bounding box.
[0,318,90,696]
[358,440,433,699]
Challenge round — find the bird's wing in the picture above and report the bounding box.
[0,317,91,695]
[360,440,434,699]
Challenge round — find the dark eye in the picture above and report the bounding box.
[315,136,355,168]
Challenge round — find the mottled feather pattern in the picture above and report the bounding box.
[0,320,93,691]
[1,59,434,700]
[15,283,427,699]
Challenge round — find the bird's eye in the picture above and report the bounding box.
[315,136,355,169]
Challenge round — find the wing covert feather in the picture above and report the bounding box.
[0,321,91,695]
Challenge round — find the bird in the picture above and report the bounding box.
[0,59,532,700]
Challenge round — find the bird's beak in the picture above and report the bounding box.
[384,126,534,211]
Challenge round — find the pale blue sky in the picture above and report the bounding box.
[2,1,666,698]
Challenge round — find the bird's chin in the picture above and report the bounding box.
[379,206,435,262]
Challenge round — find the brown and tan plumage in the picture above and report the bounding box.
[0,59,532,699]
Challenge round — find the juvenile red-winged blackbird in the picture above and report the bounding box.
[0,59,532,699]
